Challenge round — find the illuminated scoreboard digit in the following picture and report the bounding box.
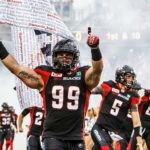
[73,31,141,42]
[106,32,118,40]
[105,32,141,41]
[75,31,82,41]
[131,32,141,40]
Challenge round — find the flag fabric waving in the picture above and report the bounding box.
[0,0,74,109]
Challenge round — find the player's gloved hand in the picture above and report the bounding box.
[87,35,100,49]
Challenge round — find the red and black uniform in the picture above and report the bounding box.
[35,65,90,149]
[21,107,44,150]
[0,110,14,150]
[91,80,140,150]
[8,112,18,150]
[12,113,18,131]
[138,95,150,149]
[22,107,44,137]
[128,95,150,150]
[120,114,133,143]
[11,113,18,139]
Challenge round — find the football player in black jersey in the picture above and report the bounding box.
[0,34,103,150]
[91,65,143,150]
[138,90,150,150]
[18,107,44,150]
[8,106,18,150]
[121,81,144,150]
[129,89,150,150]
[0,102,14,150]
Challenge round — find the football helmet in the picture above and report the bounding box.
[145,89,150,97]
[1,102,9,109]
[52,39,80,73]
[9,106,15,112]
[115,65,136,88]
[132,81,142,90]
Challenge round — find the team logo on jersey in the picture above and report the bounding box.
[112,88,119,94]
[63,77,81,80]
[76,71,81,76]
[51,72,62,77]
[118,94,130,101]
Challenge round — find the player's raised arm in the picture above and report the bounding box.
[131,104,143,149]
[0,41,44,91]
[85,35,103,90]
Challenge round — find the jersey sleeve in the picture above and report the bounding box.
[130,92,140,107]
[141,95,149,103]
[34,65,51,92]
[101,81,112,97]
[21,108,30,117]
[13,114,18,128]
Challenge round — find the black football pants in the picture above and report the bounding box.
[43,137,85,150]
[27,135,42,150]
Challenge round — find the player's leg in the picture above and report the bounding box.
[10,129,15,150]
[0,130,5,150]
[67,140,85,150]
[127,130,137,150]
[116,139,128,150]
[144,132,150,150]
[7,129,14,150]
[42,137,67,150]
[5,129,13,150]
[91,124,113,150]
[27,135,43,150]
[37,136,42,150]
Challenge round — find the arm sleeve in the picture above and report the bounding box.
[14,114,18,128]
[101,82,112,97]
[21,108,30,117]
[130,92,140,107]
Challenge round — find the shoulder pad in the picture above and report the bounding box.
[103,80,116,87]
[79,65,90,70]
[130,91,140,98]
[35,65,54,72]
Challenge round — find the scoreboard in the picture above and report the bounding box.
[72,30,149,44]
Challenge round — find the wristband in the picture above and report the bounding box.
[134,126,143,137]
[0,42,9,60]
[91,48,102,61]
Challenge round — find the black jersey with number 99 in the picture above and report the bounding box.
[35,65,90,140]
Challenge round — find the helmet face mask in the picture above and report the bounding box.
[115,65,136,89]
[52,39,80,73]
[54,51,74,72]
